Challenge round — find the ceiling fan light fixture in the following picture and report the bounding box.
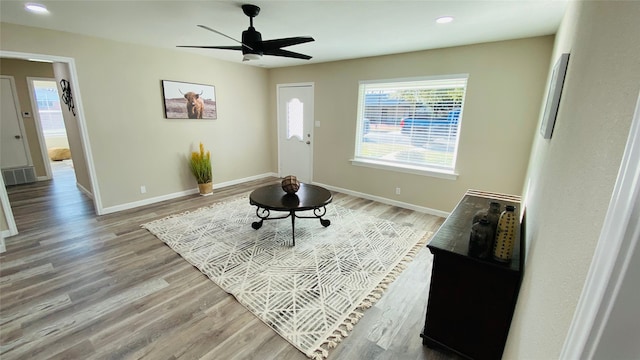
[436,16,454,24]
[25,3,49,14]
[242,53,262,61]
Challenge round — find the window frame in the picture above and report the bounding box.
[352,74,469,179]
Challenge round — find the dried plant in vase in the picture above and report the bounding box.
[189,142,213,196]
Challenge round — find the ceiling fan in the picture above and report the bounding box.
[177,4,314,61]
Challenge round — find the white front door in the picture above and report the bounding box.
[277,84,314,183]
[1,76,31,169]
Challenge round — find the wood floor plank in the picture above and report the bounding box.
[0,293,71,328]
[88,277,220,350]
[0,162,462,360]
[48,339,96,360]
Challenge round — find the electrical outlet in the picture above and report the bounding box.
[395,187,401,195]
[140,185,146,194]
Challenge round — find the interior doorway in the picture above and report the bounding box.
[28,77,73,180]
[0,50,102,246]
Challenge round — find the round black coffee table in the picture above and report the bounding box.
[249,183,332,246]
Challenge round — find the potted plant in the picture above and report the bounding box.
[189,142,213,196]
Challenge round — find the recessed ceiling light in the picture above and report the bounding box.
[25,3,49,14]
[436,16,454,24]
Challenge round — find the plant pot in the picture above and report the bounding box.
[198,182,213,196]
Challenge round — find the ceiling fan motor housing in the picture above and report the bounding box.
[242,27,263,55]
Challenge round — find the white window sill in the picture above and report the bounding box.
[350,158,458,180]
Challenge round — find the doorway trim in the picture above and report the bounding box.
[0,50,103,221]
[276,82,315,182]
[0,173,18,237]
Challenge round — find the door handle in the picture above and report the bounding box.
[14,135,21,139]
[306,141,311,145]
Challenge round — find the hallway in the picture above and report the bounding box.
[5,160,93,238]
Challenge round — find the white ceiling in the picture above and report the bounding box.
[0,0,568,68]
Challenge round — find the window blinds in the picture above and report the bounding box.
[356,75,468,171]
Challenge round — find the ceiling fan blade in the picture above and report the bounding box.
[263,48,312,60]
[177,45,243,51]
[261,37,315,50]
[197,24,254,51]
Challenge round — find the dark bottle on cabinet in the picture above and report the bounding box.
[485,202,502,231]
[472,201,501,226]
[472,201,501,253]
[469,218,493,259]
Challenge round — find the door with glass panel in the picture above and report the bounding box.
[277,84,314,183]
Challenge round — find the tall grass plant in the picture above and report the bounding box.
[189,142,212,184]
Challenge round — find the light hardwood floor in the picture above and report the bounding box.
[1,163,460,360]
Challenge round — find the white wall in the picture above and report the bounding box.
[0,22,273,210]
[504,1,640,358]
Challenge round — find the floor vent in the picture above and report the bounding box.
[2,166,36,186]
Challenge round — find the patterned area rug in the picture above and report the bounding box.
[142,195,430,359]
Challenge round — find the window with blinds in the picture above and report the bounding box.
[33,80,66,137]
[354,75,468,174]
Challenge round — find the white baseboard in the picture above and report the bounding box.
[97,173,447,217]
[76,182,94,200]
[37,175,51,181]
[312,182,450,218]
[101,188,199,214]
[100,172,278,215]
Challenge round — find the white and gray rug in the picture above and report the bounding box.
[142,195,429,359]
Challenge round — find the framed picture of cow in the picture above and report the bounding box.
[161,80,217,119]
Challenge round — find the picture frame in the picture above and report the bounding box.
[540,53,570,139]
[161,80,217,119]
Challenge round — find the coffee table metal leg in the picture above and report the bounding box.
[251,219,263,229]
[252,206,331,247]
[313,206,331,227]
[252,207,270,229]
[290,210,295,246]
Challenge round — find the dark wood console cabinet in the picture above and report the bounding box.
[421,190,523,360]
